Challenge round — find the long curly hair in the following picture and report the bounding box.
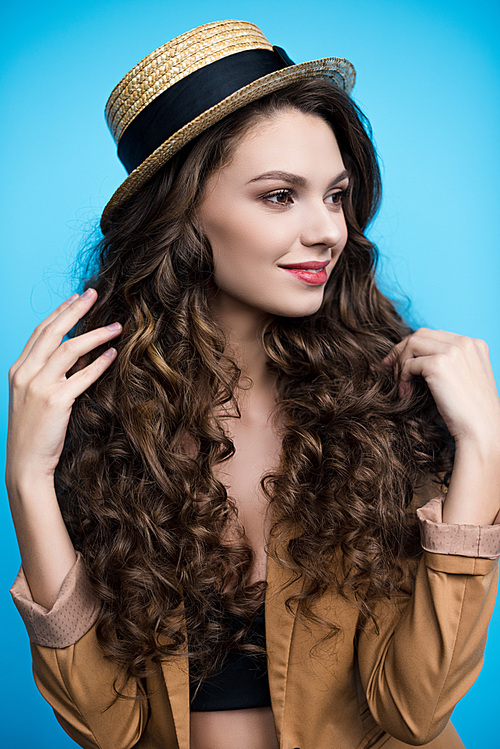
[56,78,454,695]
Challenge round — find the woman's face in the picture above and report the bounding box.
[197,107,349,321]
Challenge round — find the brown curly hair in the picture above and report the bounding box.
[55,78,454,696]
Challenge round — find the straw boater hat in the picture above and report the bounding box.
[101,19,356,231]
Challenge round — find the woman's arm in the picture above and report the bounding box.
[5,289,122,608]
[10,550,152,749]
[356,541,499,745]
[383,328,500,525]
[7,475,78,610]
[356,333,500,744]
[443,438,500,525]
[357,489,499,744]
[29,625,150,749]
[11,559,147,749]
[6,291,150,749]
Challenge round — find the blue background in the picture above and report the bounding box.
[1,1,499,747]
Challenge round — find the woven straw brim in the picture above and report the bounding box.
[100,57,355,231]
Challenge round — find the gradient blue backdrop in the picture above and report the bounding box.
[1,1,499,747]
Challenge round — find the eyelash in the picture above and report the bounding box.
[263,187,349,208]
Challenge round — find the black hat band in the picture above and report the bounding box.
[117,46,295,174]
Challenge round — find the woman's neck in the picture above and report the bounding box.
[210,294,277,421]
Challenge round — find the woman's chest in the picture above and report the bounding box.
[213,420,281,582]
[186,416,284,746]
[212,414,283,584]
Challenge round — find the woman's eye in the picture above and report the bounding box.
[328,189,347,206]
[263,187,348,207]
[265,189,294,206]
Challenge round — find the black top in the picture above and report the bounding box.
[189,602,272,712]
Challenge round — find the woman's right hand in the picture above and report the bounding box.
[6,288,122,488]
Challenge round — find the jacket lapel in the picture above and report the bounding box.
[159,611,191,749]
[159,535,302,749]
[265,536,302,741]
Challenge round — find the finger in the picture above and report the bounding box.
[397,334,493,379]
[381,336,411,365]
[382,329,460,367]
[397,337,450,371]
[14,289,98,377]
[396,355,436,398]
[10,293,80,377]
[37,323,123,383]
[64,346,118,401]
[400,354,439,383]
[382,328,465,365]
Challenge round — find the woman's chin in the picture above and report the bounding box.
[267,296,326,319]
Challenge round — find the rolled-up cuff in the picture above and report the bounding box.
[417,495,500,559]
[10,551,101,648]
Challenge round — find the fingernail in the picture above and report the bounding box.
[67,293,79,302]
[81,288,95,300]
[106,322,122,331]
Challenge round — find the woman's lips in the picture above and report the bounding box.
[280,267,328,285]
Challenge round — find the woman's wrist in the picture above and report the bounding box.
[7,473,77,610]
[6,470,56,503]
[443,436,500,525]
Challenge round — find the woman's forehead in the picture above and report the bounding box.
[220,109,345,182]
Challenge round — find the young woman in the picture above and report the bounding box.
[7,19,500,749]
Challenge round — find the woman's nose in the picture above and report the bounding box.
[299,204,344,250]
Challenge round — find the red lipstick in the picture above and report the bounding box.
[278,259,329,285]
[278,260,330,270]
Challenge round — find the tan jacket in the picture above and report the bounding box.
[10,495,500,749]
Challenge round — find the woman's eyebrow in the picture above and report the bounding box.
[247,168,350,186]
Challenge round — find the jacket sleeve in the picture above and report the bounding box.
[10,553,149,749]
[356,496,500,746]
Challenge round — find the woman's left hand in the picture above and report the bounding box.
[382,328,500,447]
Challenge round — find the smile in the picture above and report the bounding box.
[280,267,328,285]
